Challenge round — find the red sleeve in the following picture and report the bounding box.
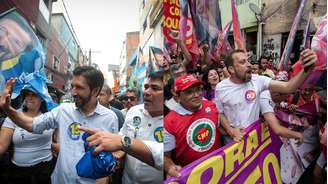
[164,113,175,136]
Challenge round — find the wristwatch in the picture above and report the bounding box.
[121,135,132,152]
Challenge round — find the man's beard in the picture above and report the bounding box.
[236,71,251,82]
[74,94,92,108]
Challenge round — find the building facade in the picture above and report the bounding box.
[118,32,140,89]
[139,0,163,62]
[262,0,326,65]
[220,0,326,66]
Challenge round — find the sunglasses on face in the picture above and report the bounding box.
[122,96,136,101]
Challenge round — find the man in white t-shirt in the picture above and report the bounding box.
[215,49,317,143]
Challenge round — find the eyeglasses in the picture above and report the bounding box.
[122,96,136,101]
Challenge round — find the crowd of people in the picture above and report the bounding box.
[0,38,325,184]
[162,31,326,183]
[0,7,326,184]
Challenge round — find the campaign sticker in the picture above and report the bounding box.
[245,90,256,102]
[67,122,82,140]
[153,127,163,143]
[133,116,141,127]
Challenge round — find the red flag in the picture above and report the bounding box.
[231,0,246,51]
[163,0,180,43]
[180,0,199,56]
[180,0,199,67]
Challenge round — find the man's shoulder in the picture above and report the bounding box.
[98,104,117,117]
[53,103,75,111]
[202,99,217,109]
[109,106,122,114]
[216,78,237,92]
[125,104,144,118]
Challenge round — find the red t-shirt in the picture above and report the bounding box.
[164,100,221,166]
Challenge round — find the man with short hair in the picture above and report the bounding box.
[259,55,275,78]
[98,84,124,130]
[216,49,317,143]
[121,88,139,117]
[251,61,260,74]
[164,74,221,177]
[117,72,164,184]
[0,66,118,184]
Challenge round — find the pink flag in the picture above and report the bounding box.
[231,0,246,51]
[311,15,327,71]
[290,15,327,89]
[278,0,308,71]
[215,21,232,58]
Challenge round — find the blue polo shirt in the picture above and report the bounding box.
[33,102,118,184]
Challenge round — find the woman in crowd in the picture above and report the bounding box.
[0,86,55,184]
[202,66,220,102]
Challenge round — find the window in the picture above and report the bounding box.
[53,56,60,71]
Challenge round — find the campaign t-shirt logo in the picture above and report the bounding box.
[245,90,256,102]
[67,122,82,140]
[186,118,216,152]
[133,116,141,127]
[153,127,163,143]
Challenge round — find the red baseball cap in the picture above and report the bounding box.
[174,74,204,93]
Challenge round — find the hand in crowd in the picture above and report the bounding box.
[199,43,209,56]
[229,127,245,142]
[169,29,182,44]
[300,49,317,72]
[288,104,298,112]
[79,126,122,155]
[166,164,182,178]
[112,150,125,160]
[0,78,16,110]
[51,142,60,157]
[295,132,304,145]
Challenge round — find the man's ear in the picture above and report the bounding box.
[92,87,101,97]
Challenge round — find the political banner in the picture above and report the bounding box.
[165,120,283,184]
[190,0,222,52]
[0,8,55,110]
[164,0,181,43]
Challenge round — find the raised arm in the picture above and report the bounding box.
[269,49,317,94]
[169,30,192,66]
[0,79,33,132]
[263,112,303,143]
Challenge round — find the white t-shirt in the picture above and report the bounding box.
[143,140,163,170]
[215,74,271,128]
[2,117,53,167]
[260,90,275,114]
[119,104,163,184]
